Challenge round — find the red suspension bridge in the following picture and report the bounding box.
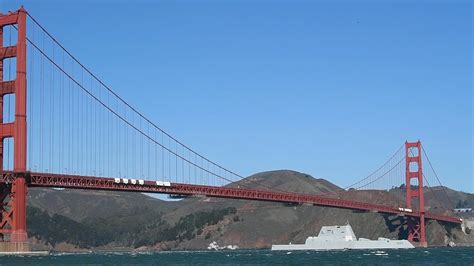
[0,7,462,252]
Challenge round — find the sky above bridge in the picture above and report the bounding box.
[2,0,472,192]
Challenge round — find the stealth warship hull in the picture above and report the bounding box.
[271,224,414,251]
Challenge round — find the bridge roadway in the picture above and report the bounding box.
[0,171,462,224]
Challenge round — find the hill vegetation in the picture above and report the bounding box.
[26,170,474,250]
[27,202,237,249]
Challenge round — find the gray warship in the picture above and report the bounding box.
[271,223,414,251]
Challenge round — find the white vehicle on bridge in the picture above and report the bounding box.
[156,181,171,187]
[398,207,413,213]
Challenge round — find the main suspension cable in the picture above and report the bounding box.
[26,13,245,182]
[421,145,454,208]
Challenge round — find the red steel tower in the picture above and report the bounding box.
[0,7,29,252]
[405,141,427,247]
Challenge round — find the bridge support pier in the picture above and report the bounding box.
[0,7,30,252]
[405,141,427,247]
[407,216,427,247]
[0,179,29,252]
[10,178,28,243]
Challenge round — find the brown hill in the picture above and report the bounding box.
[29,188,176,222]
[26,170,474,251]
[229,170,341,194]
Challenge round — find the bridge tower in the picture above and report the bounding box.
[405,140,427,247]
[0,7,29,252]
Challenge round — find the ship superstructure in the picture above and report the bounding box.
[271,224,414,251]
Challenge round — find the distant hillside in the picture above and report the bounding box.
[229,170,341,194]
[388,186,474,212]
[28,188,175,222]
[26,170,474,251]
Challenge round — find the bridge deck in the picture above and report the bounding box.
[0,171,462,224]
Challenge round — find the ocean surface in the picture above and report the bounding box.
[1,247,473,265]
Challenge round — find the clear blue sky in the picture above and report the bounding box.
[2,0,472,192]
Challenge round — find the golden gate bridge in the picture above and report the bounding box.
[0,7,462,252]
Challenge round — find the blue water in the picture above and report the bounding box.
[1,248,473,265]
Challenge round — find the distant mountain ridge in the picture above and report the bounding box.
[229,170,341,194]
[26,170,474,251]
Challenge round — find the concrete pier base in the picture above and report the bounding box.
[412,241,428,248]
[0,242,30,252]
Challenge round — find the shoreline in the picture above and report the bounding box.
[3,245,473,255]
[0,251,50,256]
